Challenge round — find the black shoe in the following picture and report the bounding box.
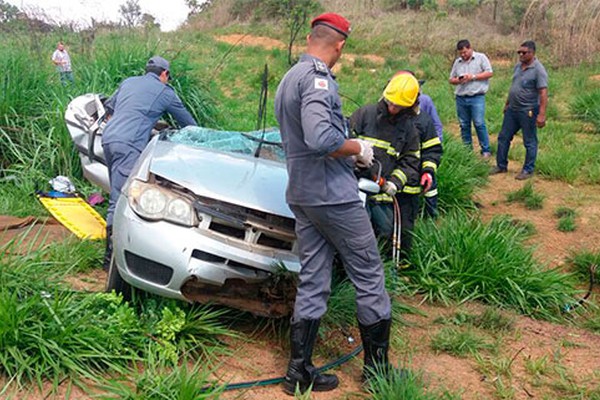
[490,166,508,175]
[515,171,533,180]
[359,318,393,383]
[282,319,339,395]
[102,225,113,272]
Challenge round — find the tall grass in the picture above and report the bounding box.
[0,237,232,393]
[571,89,600,132]
[436,137,490,212]
[403,211,578,319]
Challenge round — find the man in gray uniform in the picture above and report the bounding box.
[101,56,197,270]
[274,12,392,395]
[491,40,548,180]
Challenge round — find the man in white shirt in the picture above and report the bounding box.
[52,41,74,85]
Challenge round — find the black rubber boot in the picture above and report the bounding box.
[359,318,393,382]
[102,225,113,272]
[282,319,339,395]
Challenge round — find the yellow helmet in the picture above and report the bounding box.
[382,74,420,108]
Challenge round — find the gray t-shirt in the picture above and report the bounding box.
[449,51,493,97]
[507,59,548,110]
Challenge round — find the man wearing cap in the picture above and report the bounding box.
[101,56,197,271]
[350,73,422,260]
[449,39,493,158]
[275,12,393,395]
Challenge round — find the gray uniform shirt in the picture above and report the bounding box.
[507,59,548,110]
[102,73,197,152]
[274,54,359,206]
[449,51,493,96]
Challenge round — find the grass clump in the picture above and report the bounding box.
[506,182,544,210]
[98,351,224,399]
[555,206,577,232]
[566,250,600,282]
[430,327,493,357]
[0,240,232,392]
[404,211,577,319]
[571,88,600,132]
[436,136,490,213]
[436,309,514,333]
[367,367,461,400]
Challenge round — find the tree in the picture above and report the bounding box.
[0,0,19,23]
[141,13,160,30]
[282,0,320,66]
[119,0,142,27]
[185,0,211,17]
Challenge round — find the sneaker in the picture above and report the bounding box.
[515,171,533,180]
[481,152,492,159]
[489,166,507,175]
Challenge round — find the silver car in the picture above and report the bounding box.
[65,94,300,317]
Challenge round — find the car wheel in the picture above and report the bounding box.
[105,255,132,302]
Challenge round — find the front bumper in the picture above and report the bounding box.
[112,195,300,304]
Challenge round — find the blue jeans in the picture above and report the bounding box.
[59,71,74,85]
[456,94,490,153]
[497,107,538,173]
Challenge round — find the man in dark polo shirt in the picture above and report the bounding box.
[491,40,548,180]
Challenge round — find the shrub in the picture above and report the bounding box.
[403,212,577,319]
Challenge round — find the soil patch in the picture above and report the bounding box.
[0,215,71,253]
[215,34,286,50]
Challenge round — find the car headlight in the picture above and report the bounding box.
[128,179,197,226]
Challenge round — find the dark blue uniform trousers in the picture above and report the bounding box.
[290,201,391,326]
[103,142,142,227]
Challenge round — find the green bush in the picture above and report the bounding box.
[404,212,577,319]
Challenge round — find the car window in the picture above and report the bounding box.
[166,126,286,162]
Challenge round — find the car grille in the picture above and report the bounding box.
[191,249,269,274]
[124,251,174,285]
[193,197,296,252]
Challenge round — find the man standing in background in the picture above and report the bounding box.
[52,41,74,85]
[491,40,548,180]
[449,39,493,158]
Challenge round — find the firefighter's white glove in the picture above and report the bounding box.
[353,139,374,168]
[381,181,397,196]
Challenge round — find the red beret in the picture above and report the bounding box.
[311,12,351,38]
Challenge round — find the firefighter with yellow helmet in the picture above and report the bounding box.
[350,73,421,260]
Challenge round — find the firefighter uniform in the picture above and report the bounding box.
[274,53,391,326]
[414,109,443,218]
[349,99,421,257]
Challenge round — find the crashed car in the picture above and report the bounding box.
[65,94,300,317]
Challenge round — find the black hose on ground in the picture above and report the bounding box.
[202,342,363,392]
[563,264,596,312]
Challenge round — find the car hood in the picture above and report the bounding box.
[148,141,293,218]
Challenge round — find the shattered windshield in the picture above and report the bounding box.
[166,126,286,162]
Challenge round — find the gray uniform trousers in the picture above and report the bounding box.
[103,142,142,227]
[290,201,391,326]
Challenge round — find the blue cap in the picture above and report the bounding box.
[146,56,170,71]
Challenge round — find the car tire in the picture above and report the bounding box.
[105,255,132,302]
